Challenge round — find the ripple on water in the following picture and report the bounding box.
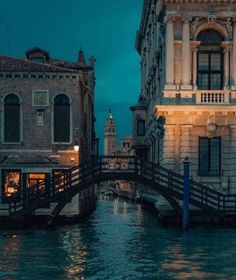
[0,198,236,280]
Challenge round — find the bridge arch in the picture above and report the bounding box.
[8,156,232,223]
[49,171,182,222]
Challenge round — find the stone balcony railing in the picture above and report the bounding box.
[196,90,230,105]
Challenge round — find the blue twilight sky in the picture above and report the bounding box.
[0,0,143,152]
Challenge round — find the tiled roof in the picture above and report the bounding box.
[0,55,78,73]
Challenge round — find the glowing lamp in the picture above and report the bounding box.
[73,140,80,152]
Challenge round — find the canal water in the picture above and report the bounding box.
[0,198,236,280]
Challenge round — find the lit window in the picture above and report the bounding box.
[53,169,71,192]
[4,94,20,142]
[197,29,223,90]
[27,174,46,189]
[54,94,70,142]
[2,170,21,197]
[199,137,221,176]
[137,119,145,136]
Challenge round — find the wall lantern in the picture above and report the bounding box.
[206,123,217,138]
[73,140,80,152]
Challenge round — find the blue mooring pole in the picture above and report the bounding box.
[183,156,190,230]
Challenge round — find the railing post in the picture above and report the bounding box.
[135,157,138,176]
[99,157,102,174]
[183,156,190,230]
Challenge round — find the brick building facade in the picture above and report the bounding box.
[0,47,96,217]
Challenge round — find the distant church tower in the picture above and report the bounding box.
[104,109,116,155]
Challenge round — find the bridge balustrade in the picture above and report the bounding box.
[0,156,235,219]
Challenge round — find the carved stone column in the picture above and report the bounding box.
[165,16,175,89]
[221,41,232,89]
[181,17,192,90]
[232,20,236,90]
[191,41,201,90]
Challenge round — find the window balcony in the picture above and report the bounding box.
[195,90,230,105]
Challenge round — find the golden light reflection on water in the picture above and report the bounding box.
[0,235,21,279]
[160,243,217,280]
[123,201,128,215]
[62,229,87,279]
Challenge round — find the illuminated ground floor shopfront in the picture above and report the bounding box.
[0,165,86,219]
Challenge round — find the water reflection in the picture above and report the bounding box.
[0,198,235,280]
[0,234,21,279]
[61,227,87,279]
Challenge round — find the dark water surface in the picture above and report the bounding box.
[0,198,236,280]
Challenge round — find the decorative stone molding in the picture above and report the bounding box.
[191,16,233,39]
[182,16,192,23]
[221,41,233,51]
[208,15,216,24]
[164,15,176,24]
[190,40,201,51]
[206,123,217,138]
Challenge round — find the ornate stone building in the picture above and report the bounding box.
[0,47,96,217]
[132,0,236,194]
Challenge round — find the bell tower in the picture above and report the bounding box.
[104,109,116,155]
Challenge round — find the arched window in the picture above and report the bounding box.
[197,29,223,90]
[4,94,20,142]
[54,94,70,142]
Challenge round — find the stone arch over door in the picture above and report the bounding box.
[193,22,230,40]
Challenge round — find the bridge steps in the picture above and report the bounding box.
[1,156,235,224]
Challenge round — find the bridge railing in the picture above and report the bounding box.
[4,155,236,216]
[136,158,236,215]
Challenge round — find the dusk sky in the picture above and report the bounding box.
[0,0,143,151]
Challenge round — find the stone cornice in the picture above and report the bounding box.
[155,105,236,117]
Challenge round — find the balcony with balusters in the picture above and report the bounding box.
[195,90,230,105]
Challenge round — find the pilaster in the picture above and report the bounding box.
[221,41,233,90]
[232,19,236,90]
[164,16,175,90]
[162,124,176,170]
[191,41,201,90]
[181,17,192,90]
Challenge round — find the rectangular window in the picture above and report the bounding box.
[197,49,223,90]
[198,53,209,71]
[27,173,46,189]
[211,53,221,71]
[52,169,71,193]
[199,137,221,176]
[210,74,221,89]
[2,170,21,197]
[137,120,145,136]
[198,74,208,90]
